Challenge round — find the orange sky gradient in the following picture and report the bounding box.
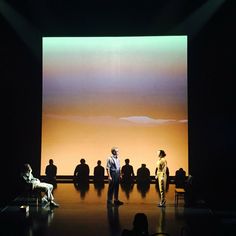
[41,36,188,176]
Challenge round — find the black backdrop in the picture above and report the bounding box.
[1,0,235,210]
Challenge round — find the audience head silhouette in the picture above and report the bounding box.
[122,213,149,236]
[49,159,54,165]
[97,160,101,166]
[133,213,149,235]
[80,158,86,164]
[125,159,130,164]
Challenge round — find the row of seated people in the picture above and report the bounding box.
[45,158,187,187]
[75,159,161,184]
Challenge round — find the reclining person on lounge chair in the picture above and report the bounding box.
[21,163,59,207]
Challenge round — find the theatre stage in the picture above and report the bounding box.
[1,183,233,236]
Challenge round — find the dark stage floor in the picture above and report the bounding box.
[1,183,236,236]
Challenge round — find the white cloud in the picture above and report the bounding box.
[44,114,187,126]
[120,116,187,125]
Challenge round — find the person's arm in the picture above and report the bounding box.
[163,159,167,174]
[21,172,31,183]
[74,166,78,177]
[107,168,112,181]
[120,166,124,179]
[121,166,124,176]
[118,159,122,179]
[86,165,90,175]
[131,166,134,176]
[155,167,158,175]
[22,172,39,184]
[155,167,158,179]
[30,172,40,182]
[106,158,112,181]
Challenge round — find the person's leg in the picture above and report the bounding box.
[162,174,167,203]
[114,173,119,201]
[42,182,54,201]
[34,182,54,201]
[107,173,115,204]
[34,182,59,207]
[158,173,166,206]
[113,173,123,205]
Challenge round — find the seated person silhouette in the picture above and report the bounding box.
[136,164,150,198]
[121,213,149,236]
[20,163,59,207]
[94,160,105,183]
[121,159,134,184]
[74,158,90,183]
[93,160,105,196]
[184,175,195,207]
[136,164,150,184]
[45,159,57,187]
[175,168,186,188]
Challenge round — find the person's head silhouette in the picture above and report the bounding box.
[97,160,101,166]
[125,159,130,165]
[133,213,149,235]
[49,159,54,165]
[158,150,166,158]
[80,158,86,164]
[23,163,32,173]
[141,164,146,168]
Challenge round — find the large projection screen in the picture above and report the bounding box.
[41,36,188,176]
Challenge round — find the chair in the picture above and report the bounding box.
[175,188,185,206]
[25,187,41,206]
[20,179,41,206]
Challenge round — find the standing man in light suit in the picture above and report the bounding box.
[106,147,124,206]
